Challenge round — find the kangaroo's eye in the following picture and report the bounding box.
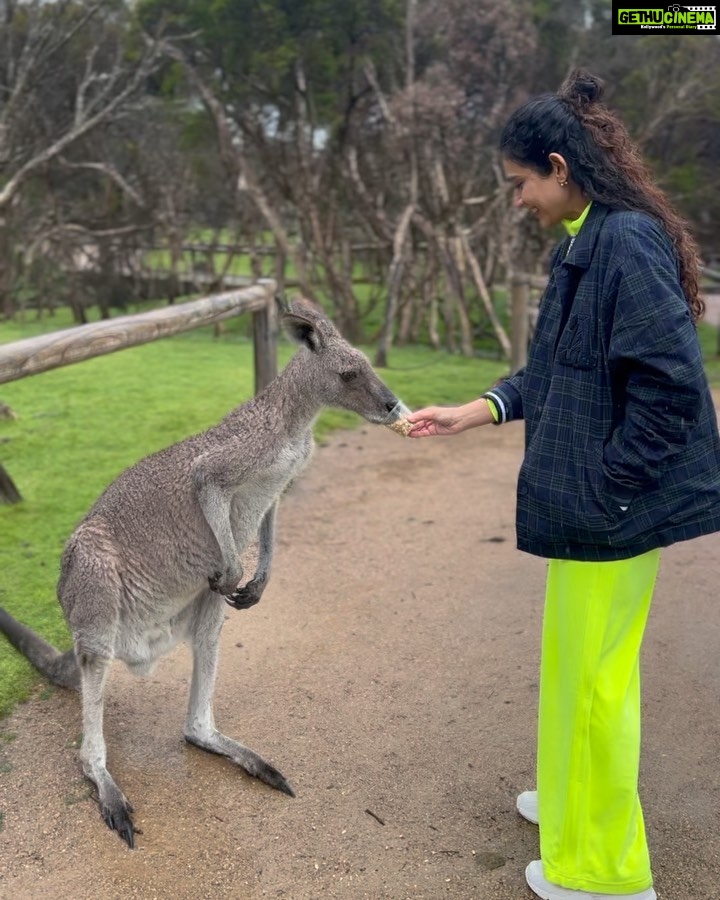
[339,370,358,383]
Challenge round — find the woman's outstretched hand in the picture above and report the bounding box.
[406,406,464,437]
[406,398,496,437]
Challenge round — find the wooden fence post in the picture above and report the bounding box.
[510,274,529,372]
[253,279,278,393]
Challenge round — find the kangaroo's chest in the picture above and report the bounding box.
[230,437,313,524]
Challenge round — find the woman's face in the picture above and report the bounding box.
[502,158,578,228]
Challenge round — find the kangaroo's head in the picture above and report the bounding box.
[280,297,405,425]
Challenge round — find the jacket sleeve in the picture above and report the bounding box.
[603,231,705,497]
[482,371,524,423]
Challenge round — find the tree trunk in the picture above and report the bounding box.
[0,213,15,319]
[458,230,511,359]
[432,234,472,356]
[375,203,414,367]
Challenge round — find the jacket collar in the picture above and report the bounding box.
[561,202,611,270]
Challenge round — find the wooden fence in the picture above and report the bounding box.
[0,279,279,502]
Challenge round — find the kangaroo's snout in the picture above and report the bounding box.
[382,399,411,423]
[353,380,405,425]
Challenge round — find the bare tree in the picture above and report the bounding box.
[343,0,534,358]
[0,0,167,317]
[0,2,165,212]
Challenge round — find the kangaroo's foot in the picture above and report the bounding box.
[98,790,140,849]
[184,728,295,797]
[84,768,141,849]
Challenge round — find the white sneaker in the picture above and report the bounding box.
[516,790,539,824]
[525,860,657,900]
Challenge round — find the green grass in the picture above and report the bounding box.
[0,312,507,718]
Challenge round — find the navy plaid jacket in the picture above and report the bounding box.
[487,203,720,561]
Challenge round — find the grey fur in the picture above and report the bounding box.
[0,298,404,849]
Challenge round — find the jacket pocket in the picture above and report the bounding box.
[556,314,597,370]
[603,476,637,514]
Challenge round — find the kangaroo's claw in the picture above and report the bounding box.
[101,799,141,849]
[225,579,264,610]
[208,567,243,596]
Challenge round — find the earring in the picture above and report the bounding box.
[559,179,568,188]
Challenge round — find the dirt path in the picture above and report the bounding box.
[1,419,719,899]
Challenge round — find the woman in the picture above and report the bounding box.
[407,69,720,900]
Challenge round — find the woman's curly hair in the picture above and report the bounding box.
[500,68,703,321]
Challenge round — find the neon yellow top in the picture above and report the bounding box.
[562,202,592,236]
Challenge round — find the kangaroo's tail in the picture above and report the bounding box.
[0,606,80,691]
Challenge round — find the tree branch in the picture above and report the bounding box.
[0,33,165,212]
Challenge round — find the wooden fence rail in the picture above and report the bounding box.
[0,280,278,390]
[0,279,278,503]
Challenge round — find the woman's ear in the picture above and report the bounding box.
[548,152,570,186]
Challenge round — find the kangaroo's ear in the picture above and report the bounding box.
[282,312,324,352]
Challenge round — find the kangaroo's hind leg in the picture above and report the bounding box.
[62,540,140,848]
[183,590,295,797]
[77,649,139,848]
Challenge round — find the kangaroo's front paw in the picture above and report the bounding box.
[208,566,243,596]
[225,576,267,611]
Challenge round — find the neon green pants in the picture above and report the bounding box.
[537,550,660,894]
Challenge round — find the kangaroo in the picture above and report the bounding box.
[0,297,407,848]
